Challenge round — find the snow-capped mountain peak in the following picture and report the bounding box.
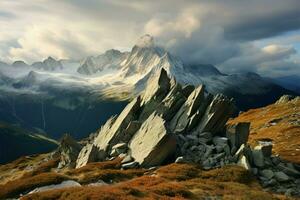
[32,57,63,71]
[135,34,155,48]
[77,49,128,75]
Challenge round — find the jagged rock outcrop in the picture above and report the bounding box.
[74,68,236,168]
[65,68,300,196]
[57,134,82,168]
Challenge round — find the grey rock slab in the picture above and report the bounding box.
[226,122,250,149]
[252,148,265,168]
[93,96,141,154]
[196,94,235,135]
[169,85,206,133]
[254,144,273,157]
[76,144,105,169]
[58,134,82,169]
[238,155,251,170]
[129,113,176,167]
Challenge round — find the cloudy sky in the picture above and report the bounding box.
[0,0,300,77]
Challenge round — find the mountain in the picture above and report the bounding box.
[270,75,300,93]
[0,121,58,164]
[77,49,129,75]
[32,57,63,71]
[12,60,29,68]
[75,35,297,110]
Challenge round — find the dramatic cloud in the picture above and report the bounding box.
[0,0,300,77]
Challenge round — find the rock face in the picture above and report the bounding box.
[129,113,176,167]
[58,134,82,168]
[74,68,237,169]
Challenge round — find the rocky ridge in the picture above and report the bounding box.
[56,68,300,196]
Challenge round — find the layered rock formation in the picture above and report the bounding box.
[75,68,236,168]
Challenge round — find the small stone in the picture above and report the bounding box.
[238,155,251,170]
[121,155,133,164]
[190,145,198,151]
[198,132,212,142]
[118,153,127,158]
[277,163,300,177]
[259,169,274,179]
[122,161,138,169]
[186,135,198,141]
[274,171,290,182]
[175,156,186,163]
[216,145,225,153]
[213,137,228,146]
[252,148,265,168]
[252,168,258,175]
[112,143,127,150]
[254,144,272,157]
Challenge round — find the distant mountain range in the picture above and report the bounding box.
[0,121,58,164]
[0,34,298,141]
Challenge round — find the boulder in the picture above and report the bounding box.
[260,169,274,180]
[238,155,251,170]
[254,143,272,157]
[196,94,235,135]
[129,113,176,167]
[277,163,300,177]
[58,134,82,168]
[226,122,250,150]
[141,68,171,104]
[93,96,141,155]
[198,132,213,143]
[252,148,265,168]
[170,85,206,133]
[274,171,290,182]
[76,144,104,169]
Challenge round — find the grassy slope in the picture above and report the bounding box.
[0,122,58,164]
[228,98,300,164]
[0,157,290,200]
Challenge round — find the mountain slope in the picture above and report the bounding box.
[0,122,58,164]
[228,95,300,164]
[74,35,297,110]
[77,49,128,75]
